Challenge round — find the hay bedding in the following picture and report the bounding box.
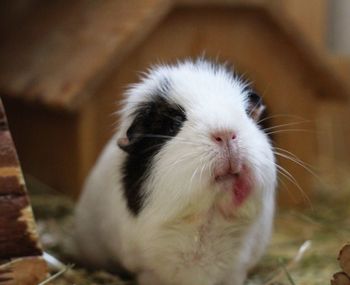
[29,178,350,285]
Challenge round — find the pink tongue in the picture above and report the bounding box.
[233,175,251,206]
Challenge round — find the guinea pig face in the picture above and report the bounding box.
[117,60,276,218]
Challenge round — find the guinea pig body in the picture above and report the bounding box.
[74,60,277,285]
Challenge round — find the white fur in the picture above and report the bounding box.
[74,60,277,285]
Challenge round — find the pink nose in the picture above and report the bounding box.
[212,131,237,144]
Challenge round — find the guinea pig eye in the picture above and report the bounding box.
[173,120,181,128]
[166,116,183,136]
[174,115,184,121]
[248,92,262,106]
[168,123,177,135]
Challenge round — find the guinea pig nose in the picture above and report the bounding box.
[212,131,237,144]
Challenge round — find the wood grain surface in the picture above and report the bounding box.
[0,98,48,284]
[0,0,348,109]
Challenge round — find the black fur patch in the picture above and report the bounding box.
[121,96,186,215]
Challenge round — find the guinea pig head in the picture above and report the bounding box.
[117,61,276,220]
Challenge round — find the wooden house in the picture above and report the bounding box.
[0,0,349,206]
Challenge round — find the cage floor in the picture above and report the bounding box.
[30,182,349,285]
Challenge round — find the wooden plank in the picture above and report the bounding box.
[265,4,350,102]
[177,0,268,6]
[272,0,328,49]
[0,0,172,109]
[0,0,348,112]
[2,96,81,198]
[331,56,350,86]
[76,100,99,198]
[316,57,350,189]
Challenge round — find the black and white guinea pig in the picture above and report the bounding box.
[74,59,277,285]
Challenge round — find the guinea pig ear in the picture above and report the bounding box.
[117,115,145,152]
[247,91,265,122]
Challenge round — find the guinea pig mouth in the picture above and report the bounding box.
[215,172,240,182]
[214,167,252,206]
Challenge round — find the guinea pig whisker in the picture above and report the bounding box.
[246,154,312,207]
[206,157,213,172]
[199,163,208,187]
[275,171,298,204]
[140,136,203,148]
[266,128,317,136]
[273,151,322,184]
[141,143,171,153]
[257,114,309,125]
[140,140,196,153]
[188,165,201,192]
[162,113,185,124]
[167,153,199,169]
[274,151,308,167]
[277,176,289,194]
[158,152,202,178]
[275,163,296,202]
[141,134,185,140]
[263,121,311,132]
[149,134,212,149]
[141,134,198,144]
[183,152,214,192]
[273,147,315,171]
[275,164,313,209]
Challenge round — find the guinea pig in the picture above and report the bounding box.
[74,59,277,285]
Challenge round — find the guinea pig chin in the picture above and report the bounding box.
[213,162,252,207]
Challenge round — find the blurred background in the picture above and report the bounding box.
[1,0,349,206]
[0,1,350,284]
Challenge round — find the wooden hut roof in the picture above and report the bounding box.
[0,0,348,111]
